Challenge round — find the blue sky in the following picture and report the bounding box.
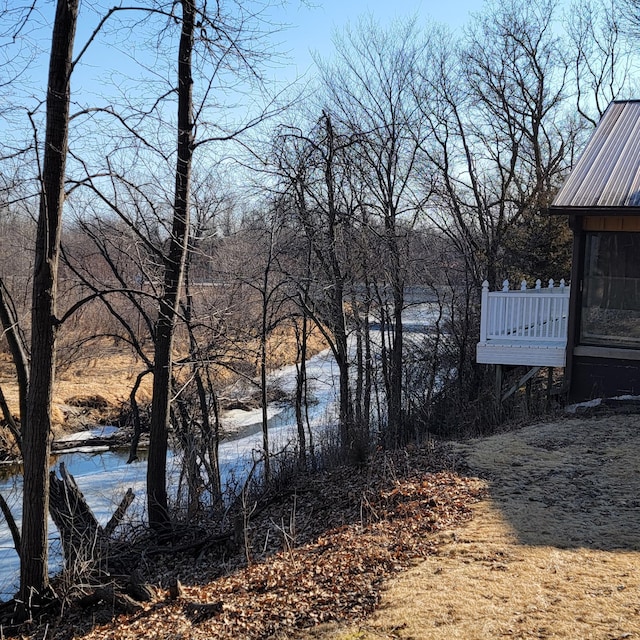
[271,0,486,77]
[15,0,487,101]
[1,0,489,151]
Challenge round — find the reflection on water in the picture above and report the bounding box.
[0,343,346,601]
[0,302,435,601]
[0,406,317,600]
[0,462,21,482]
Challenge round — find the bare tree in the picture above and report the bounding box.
[144,0,289,530]
[145,0,196,532]
[0,277,28,439]
[567,0,634,126]
[54,0,290,531]
[316,16,431,446]
[407,0,608,430]
[172,176,240,514]
[19,0,79,609]
[419,0,575,288]
[275,112,358,455]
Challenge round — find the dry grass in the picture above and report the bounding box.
[0,324,327,432]
[315,411,640,639]
[0,347,151,429]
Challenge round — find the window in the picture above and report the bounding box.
[581,232,640,347]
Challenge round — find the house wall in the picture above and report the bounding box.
[582,216,640,231]
[571,354,640,399]
[568,214,640,400]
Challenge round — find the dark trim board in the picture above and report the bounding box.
[570,354,640,401]
[549,207,640,217]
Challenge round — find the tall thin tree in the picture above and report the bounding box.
[20,0,78,607]
[147,0,195,532]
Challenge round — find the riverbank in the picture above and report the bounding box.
[0,332,328,461]
[6,406,640,638]
[2,439,482,639]
[0,344,340,600]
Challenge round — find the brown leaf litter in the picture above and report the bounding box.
[14,444,482,640]
[13,408,640,640]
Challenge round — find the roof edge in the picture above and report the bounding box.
[548,205,640,216]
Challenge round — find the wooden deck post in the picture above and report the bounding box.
[495,364,503,403]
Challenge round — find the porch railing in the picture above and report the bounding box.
[479,278,570,344]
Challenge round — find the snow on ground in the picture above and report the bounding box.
[0,346,343,600]
[0,302,436,600]
[56,425,119,442]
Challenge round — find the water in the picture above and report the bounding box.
[0,346,341,600]
[0,449,148,600]
[0,301,437,600]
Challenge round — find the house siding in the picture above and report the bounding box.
[570,355,640,400]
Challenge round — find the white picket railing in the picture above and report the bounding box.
[479,278,570,344]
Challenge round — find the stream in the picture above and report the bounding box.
[0,347,341,600]
[0,298,436,600]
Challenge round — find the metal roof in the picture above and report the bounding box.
[551,100,640,213]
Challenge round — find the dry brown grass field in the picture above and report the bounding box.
[0,347,153,431]
[0,325,327,436]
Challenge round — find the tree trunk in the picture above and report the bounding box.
[127,370,150,464]
[388,280,404,446]
[49,463,134,572]
[0,384,21,450]
[147,0,195,532]
[0,279,29,429]
[260,319,271,481]
[335,332,352,452]
[20,0,78,606]
[203,370,222,499]
[294,315,308,469]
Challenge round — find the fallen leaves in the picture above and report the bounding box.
[22,444,485,640]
